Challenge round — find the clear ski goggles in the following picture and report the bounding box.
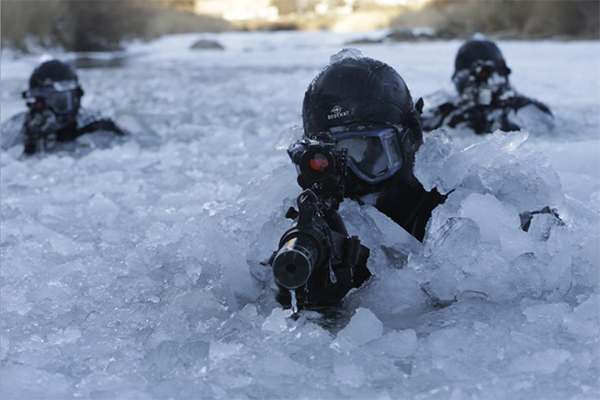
[23,80,79,115]
[331,125,404,184]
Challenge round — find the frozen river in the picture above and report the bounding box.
[1,31,599,399]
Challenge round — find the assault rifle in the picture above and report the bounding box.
[22,105,57,155]
[269,134,371,310]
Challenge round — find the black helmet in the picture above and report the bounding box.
[24,60,83,126]
[454,38,510,77]
[303,55,416,135]
[29,60,80,90]
[452,38,512,95]
[301,51,423,192]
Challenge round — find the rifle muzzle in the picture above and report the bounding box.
[272,232,321,289]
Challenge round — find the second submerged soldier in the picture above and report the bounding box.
[421,37,554,134]
[1,59,126,156]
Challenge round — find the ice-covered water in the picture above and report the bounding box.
[1,31,599,399]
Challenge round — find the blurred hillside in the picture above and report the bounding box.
[392,0,600,40]
[1,0,230,52]
[1,0,598,53]
[188,0,598,39]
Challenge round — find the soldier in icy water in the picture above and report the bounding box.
[271,49,560,311]
[421,37,554,134]
[270,50,446,309]
[1,59,126,156]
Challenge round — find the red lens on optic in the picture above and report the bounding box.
[310,154,329,171]
[480,67,490,78]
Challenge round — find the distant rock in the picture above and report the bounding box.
[345,37,383,45]
[72,53,128,69]
[190,39,224,50]
[386,28,416,42]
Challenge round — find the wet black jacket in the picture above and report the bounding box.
[1,108,126,155]
[422,91,552,134]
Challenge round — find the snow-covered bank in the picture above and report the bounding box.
[1,31,598,399]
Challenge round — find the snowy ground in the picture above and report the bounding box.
[1,30,599,399]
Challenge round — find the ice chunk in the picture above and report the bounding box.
[1,365,70,399]
[209,341,243,363]
[414,129,454,192]
[331,308,383,351]
[460,193,533,259]
[276,125,303,150]
[348,266,431,325]
[76,370,144,399]
[432,131,531,194]
[424,217,480,260]
[179,340,210,367]
[509,349,571,374]
[527,212,562,241]
[47,326,82,345]
[261,307,293,333]
[460,193,520,240]
[86,192,120,225]
[508,253,548,299]
[330,48,363,64]
[419,187,576,302]
[423,325,500,380]
[255,354,308,377]
[2,286,33,316]
[339,200,421,275]
[1,334,9,360]
[333,361,367,387]
[563,294,600,338]
[415,130,563,212]
[522,302,571,325]
[363,329,418,359]
[144,340,209,374]
[479,149,563,213]
[572,232,600,288]
[413,127,585,303]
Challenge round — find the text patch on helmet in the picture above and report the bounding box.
[327,105,350,120]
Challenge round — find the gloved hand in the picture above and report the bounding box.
[23,107,58,155]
